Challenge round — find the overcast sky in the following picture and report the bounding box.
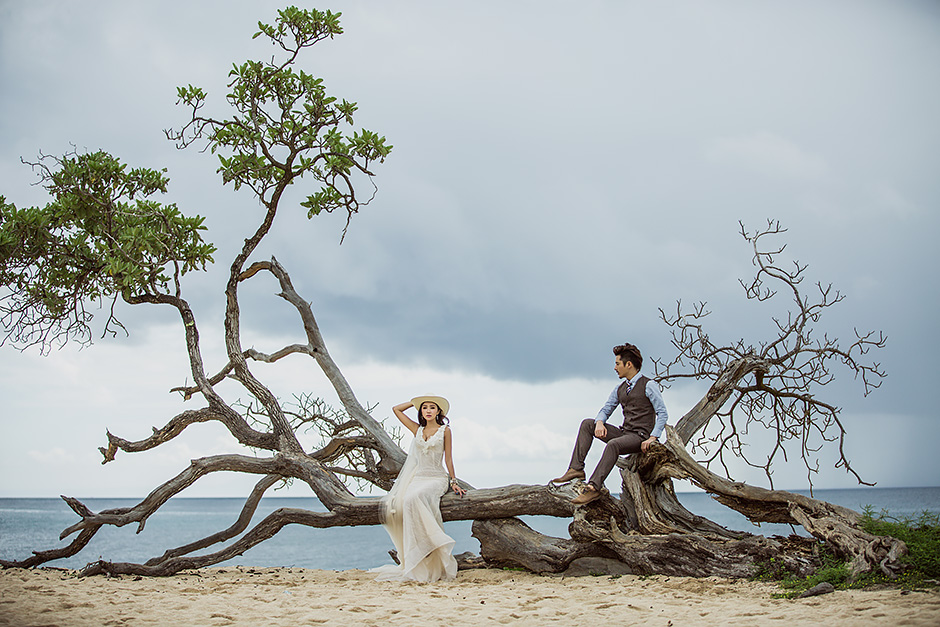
[1,0,938,500]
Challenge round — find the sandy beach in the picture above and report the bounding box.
[1,566,938,626]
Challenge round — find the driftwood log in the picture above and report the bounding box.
[469,426,906,579]
[0,427,904,579]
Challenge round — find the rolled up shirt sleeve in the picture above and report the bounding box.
[594,385,620,423]
[645,380,669,439]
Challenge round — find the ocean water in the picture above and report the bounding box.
[1,487,938,571]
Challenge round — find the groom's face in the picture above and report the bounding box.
[614,356,636,379]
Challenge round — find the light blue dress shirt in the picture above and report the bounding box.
[594,372,669,439]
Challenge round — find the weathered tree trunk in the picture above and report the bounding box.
[469,426,907,579]
[0,476,582,576]
[1,426,905,579]
[471,518,622,573]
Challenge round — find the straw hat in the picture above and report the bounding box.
[411,395,450,417]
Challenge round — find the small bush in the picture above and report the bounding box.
[860,507,940,581]
[766,546,850,598]
[755,507,940,597]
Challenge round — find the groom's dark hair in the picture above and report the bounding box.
[613,343,642,370]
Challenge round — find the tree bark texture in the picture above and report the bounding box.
[467,427,906,579]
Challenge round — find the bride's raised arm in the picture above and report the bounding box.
[392,401,420,436]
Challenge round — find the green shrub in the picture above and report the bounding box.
[755,507,940,597]
[860,507,940,582]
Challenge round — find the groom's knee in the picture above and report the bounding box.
[577,418,599,445]
[607,434,641,456]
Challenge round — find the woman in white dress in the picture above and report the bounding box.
[372,395,466,582]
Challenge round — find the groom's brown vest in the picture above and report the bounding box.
[617,376,656,437]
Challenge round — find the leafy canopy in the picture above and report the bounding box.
[170,6,392,226]
[0,151,215,350]
[1,6,392,351]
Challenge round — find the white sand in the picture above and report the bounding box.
[2,566,938,626]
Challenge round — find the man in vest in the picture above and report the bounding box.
[551,342,669,505]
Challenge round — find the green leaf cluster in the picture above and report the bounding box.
[173,6,392,221]
[253,6,344,45]
[0,150,215,348]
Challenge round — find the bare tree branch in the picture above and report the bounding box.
[655,220,886,489]
[99,407,276,463]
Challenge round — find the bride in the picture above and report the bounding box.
[372,395,466,582]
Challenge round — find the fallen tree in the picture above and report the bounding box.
[0,7,898,579]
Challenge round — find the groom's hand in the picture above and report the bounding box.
[594,421,607,438]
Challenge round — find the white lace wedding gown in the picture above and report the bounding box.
[371,426,457,582]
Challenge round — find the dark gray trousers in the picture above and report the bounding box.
[568,418,645,490]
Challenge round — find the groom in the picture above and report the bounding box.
[552,342,668,505]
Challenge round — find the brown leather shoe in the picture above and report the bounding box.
[571,484,606,505]
[551,468,586,484]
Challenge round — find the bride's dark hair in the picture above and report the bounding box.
[417,403,449,427]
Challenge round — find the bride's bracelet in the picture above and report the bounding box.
[449,477,459,488]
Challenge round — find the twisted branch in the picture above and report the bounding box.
[655,220,886,488]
